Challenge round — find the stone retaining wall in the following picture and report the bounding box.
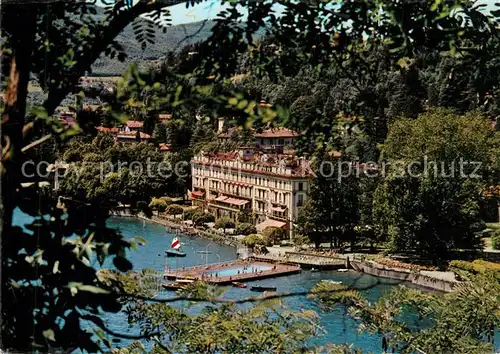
[351,261,457,292]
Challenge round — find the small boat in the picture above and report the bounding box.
[311,268,320,273]
[250,286,277,292]
[232,282,247,288]
[324,280,342,285]
[337,268,349,272]
[165,237,186,257]
[162,279,194,291]
[197,250,212,254]
[165,249,187,257]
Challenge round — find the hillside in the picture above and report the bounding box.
[91,18,215,75]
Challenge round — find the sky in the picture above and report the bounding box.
[96,0,497,26]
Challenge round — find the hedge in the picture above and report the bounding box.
[492,230,500,250]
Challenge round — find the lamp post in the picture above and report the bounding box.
[205,242,214,267]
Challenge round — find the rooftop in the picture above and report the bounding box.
[158,113,172,121]
[255,127,300,139]
[193,151,314,178]
[116,131,151,139]
[159,143,171,151]
[218,127,301,139]
[96,126,119,134]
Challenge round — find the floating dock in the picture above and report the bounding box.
[164,260,301,285]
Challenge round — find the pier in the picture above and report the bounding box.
[164,259,301,285]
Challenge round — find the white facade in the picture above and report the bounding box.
[191,151,311,239]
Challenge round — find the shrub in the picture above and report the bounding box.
[194,213,215,225]
[449,259,500,280]
[492,230,500,250]
[136,201,152,218]
[184,208,197,220]
[262,227,286,245]
[235,223,257,236]
[237,210,254,223]
[149,198,168,213]
[165,204,183,215]
[214,217,235,231]
[293,235,310,249]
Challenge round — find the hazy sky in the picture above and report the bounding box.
[97,0,497,26]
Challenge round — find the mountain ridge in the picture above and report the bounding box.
[92,18,215,75]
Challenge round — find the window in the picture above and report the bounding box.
[278,138,284,145]
[298,182,303,191]
[297,194,304,206]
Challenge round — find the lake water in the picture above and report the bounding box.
[103,217,411,352]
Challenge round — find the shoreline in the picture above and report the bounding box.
[136,214,241,249]
[112,214,460,292]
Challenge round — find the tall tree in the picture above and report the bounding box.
[373,108,500,261]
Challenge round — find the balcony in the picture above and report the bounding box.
[268,213,288,221]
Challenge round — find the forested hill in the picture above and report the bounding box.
[91,17,215,75]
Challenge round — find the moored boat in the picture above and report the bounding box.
[165,237,186,257]
[250,285,277,292]
[162,279,194,291]
[232,282,247,288]
[165,249,187,257]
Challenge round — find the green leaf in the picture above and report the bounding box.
[43,329,55,342]
[77,285,110,295]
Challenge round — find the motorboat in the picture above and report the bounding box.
[337,268,349,272]
[232,282,247,288]
[324,280,342,285]
[250,286,277,292]
[311,268,320,273]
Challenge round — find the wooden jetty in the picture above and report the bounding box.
[164,259,301,285]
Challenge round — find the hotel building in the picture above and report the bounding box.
[190,128,313,239]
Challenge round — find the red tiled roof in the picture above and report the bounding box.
[191,191,204,198]
[255,128,300,139]
[126,120,144,128]
[159,143,171,151]
[328,150,342,158]
[158,114,172,121]
[116,132,151,139]
[96,126,119,134]
[218,127,300,139]
[218,127,241,139]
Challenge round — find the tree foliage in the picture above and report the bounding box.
[3,0,500,351]
[373,109,500,261]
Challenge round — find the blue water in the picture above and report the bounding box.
[8,211,424,352]
[103,217,404,351]
[205,263,272,277]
